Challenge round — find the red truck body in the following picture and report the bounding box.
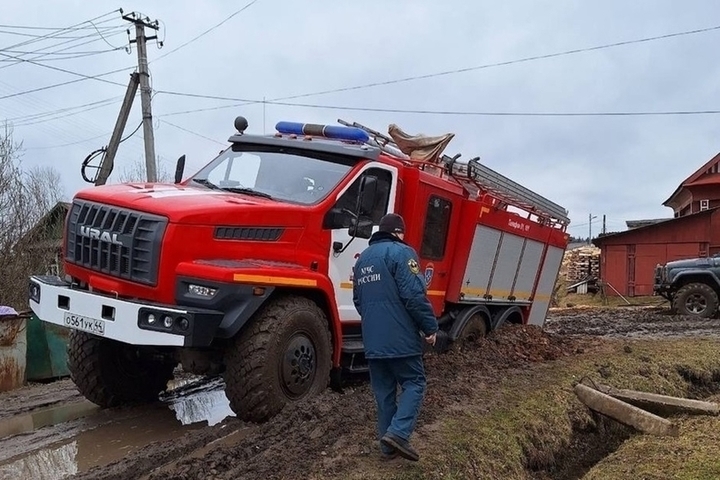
[29,117,570,421]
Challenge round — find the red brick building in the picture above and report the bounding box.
[594,153,720,296]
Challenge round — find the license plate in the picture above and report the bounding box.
[63,312,105,336]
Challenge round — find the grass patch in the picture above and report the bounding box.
[383,337,720,480]
[584,403,720,480]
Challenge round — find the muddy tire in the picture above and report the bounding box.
[222,294,332,423]
[672,283,719,318]
[68,330,176,408]
[457,312,488,343]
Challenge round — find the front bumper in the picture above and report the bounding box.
[29,275,223,347]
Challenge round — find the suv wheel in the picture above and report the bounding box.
[673,283,719,318]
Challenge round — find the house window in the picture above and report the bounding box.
[700,199,710,211]
[420,195,452,260]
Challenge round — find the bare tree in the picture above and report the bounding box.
[117,156,171,183]
[0,123,65,309]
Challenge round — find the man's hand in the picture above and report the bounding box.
[425,333,437,346]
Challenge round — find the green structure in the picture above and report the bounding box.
[25,314,69,381]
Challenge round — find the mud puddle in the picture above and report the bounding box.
[0,376,236,480]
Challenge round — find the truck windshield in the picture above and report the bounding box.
[189,147,353,204]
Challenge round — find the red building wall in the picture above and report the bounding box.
[596,209,717,296]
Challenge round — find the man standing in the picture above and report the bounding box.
[352,213,439,462]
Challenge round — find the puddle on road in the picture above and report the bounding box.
[0,376,237,480]
[0,400,100,440]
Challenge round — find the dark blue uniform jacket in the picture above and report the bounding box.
[352,231,439,359]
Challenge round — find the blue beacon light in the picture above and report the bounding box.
[275,121,370,143]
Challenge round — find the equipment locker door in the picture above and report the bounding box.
[416,187,455,312]
[325,164,398,322]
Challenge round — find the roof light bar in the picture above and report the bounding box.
[275,121,369,143]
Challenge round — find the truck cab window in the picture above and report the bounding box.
[191,149,351,205]
[420,195,452,260]
[324,168,392,229]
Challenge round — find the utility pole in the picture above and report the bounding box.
[95,72,139,186]
[123,12,160,182]
[588,213,597,244]
[602,214,607,235]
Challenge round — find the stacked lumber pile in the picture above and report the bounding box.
[562,245,600,282]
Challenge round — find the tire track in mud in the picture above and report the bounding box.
[545,306,720,338]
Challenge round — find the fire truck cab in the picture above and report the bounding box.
[29,116,570,423]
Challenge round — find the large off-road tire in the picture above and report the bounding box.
[672,283,720,318]
[68,330,176,408]
[222,294,332,423]
[456,312,488,343]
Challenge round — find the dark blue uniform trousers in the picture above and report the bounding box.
[367,355,426,453]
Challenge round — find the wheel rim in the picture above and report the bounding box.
[280,333,317,399]
[685,294,708,314]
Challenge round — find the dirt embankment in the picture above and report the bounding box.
[79,323,594,480]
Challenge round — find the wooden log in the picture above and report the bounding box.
[598,384,720,417]
[573,384,679,437]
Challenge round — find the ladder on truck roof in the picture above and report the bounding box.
[337,119,571,227]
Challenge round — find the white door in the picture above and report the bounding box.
[327,164,397,322]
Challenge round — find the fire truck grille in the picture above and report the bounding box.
[65,199,168,286]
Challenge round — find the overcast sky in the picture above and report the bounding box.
[3,0,720,237]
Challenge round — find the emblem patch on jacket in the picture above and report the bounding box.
[408,258,420,274]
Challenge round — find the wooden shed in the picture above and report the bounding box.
[593,208,720,296]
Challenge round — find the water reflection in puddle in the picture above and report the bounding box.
[0,375,236,479]
[161,376,236,426]
[0,400,99,440]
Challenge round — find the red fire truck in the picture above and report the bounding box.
[28,116,570,422]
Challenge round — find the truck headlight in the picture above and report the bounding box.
[188,284,217,297]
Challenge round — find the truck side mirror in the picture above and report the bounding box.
[349,218,374,240]
[174,155,186,184]
[356,175,378,216]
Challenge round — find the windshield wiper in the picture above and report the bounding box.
[192,178,220,190]
[220,187,274,200]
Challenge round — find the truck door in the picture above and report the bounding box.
[416,187,455,313]
[324,165,397,322]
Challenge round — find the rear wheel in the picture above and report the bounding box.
[222,295,332,423]
[672,283,719,318]
[456,312,488,343]
[68,330,176,407]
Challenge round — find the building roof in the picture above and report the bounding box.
[594,207,718,246]
[17,201,71,248]
[625,218,670,229]
[663,152,720,207]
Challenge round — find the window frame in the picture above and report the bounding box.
[419,194,453,260]
[323,167,393,230]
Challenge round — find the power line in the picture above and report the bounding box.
[159,119,226,146]
[271,23,720,102]
[0,12,120,54]
[0,66,135,100]
[155,90,720,117]
[0,50,128,87]
[148,0,262,64]
[24,132,110,150]
[157,22,720,118]
[6,95,122,122]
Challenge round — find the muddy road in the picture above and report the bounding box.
[0,306,716,479]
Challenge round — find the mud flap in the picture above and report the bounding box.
[330,366,344,393]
